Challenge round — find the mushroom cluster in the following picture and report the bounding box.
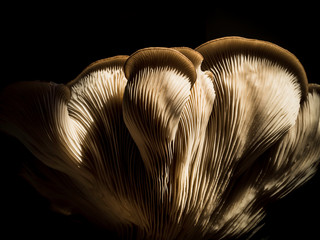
[1,37,319,239]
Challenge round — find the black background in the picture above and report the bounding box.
[1,4,319,239]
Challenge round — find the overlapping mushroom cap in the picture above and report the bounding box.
[0,37,319,239]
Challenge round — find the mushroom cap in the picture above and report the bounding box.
[172,47,204,69]
[196,36,308,103]
[124,47,197,88]
[68,55,129,87]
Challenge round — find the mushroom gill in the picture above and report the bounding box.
[0,36,319,239]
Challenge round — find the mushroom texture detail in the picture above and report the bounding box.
[0,37,319,239]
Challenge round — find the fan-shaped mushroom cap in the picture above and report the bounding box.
[195,37,306,175]
[196,36,308,102]
[122,48,198,172]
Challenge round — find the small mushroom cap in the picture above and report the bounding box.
[124,47,197,88]
[309,83,320,94]
[196,36,308,103]
[172,47,204,69]
[68,55,129,87]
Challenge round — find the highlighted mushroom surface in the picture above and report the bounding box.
[0,37,319,239]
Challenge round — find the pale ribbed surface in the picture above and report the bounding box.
[0,37,319,240]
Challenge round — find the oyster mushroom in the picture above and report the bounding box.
[0,37,319,239]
